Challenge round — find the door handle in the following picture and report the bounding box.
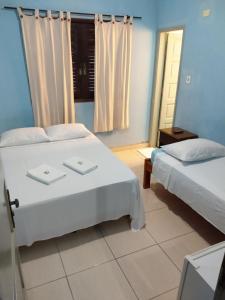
[10,199,19,209]
[6,189,19,229]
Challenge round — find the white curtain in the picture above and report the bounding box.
[94,14,133,133]
[18,8,75,127]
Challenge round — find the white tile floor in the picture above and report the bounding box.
[20,149,225,300]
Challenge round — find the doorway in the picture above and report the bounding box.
[149,28,184,147]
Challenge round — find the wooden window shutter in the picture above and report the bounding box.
[71,19,95,102]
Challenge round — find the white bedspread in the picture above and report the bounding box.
[153,152,225,234]
[1,134,144,246]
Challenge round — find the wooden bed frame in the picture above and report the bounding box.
[143,158,153,189]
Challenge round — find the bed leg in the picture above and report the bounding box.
[143,158,152,189]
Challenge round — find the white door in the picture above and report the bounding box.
[0,160,15,300]
[0,157,25,300]
[159,30,183,129]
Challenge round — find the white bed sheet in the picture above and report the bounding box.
[1,134,144,246]
[153,152,225,234]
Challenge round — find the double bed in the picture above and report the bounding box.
[148,148,225,234]
[0,130,144,246]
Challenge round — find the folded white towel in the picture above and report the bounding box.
[27,164,66,185]
[63,156,97,175]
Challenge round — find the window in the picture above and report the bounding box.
[71,19,95,102]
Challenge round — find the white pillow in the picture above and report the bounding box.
[45,123,91,142]
[162,138,225,162]
[0,127,50,147]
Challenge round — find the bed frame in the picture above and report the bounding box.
[143,158,153,189]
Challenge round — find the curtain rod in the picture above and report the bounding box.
[3,6,142,19]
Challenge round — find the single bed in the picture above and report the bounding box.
[0,133,144,246]
[151,149,225,234]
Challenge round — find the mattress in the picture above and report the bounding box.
[0,134,144,246]
[152,151,225,234]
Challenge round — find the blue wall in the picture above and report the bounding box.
[157,0,225,145]
[2,0,224,147]
[0,0,156,147]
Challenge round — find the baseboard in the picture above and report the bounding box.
[111,142,149,152]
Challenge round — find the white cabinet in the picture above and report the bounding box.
[178,242,225,300]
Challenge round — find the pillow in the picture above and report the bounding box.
[0,127,50,147]
[162,138,225,162]
[45,123,91,142]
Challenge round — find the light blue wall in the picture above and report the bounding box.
[156,0,225,145]
[0,0,156,147]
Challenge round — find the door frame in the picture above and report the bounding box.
[149,25,185,147]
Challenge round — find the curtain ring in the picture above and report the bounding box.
[95,14,99,25]
[111,15,115,24]
[60,11,64,21]
[123,15,127,24]
[99,14,103,24]
[17,7,23,18]
[95,14,99,23]
[47,10,51,21]
[67,12,71,21]
[129,16,133,25]
[35,9,39,19]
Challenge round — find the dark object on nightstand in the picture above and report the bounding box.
[159,127,198,146]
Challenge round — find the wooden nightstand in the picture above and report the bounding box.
[159,127,198,146]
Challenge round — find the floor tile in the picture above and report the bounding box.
[160,232,210,270]
[129,159,143,172]
[142,180,187,214]
[141,188,167,213]
[150,183,186,210]
[148,183,225,244]
[152,288,178,300]
[68,261,137,300]
[20,240,65,289]
[132,169,143,189]
[26,278,74,300]
[114,149,144,187]
[57,227,113,275]
[114,149,143,168]
[145,208,193,243]
[118,245,180,300]
[178,208,225,245]
[99,217,155,257]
